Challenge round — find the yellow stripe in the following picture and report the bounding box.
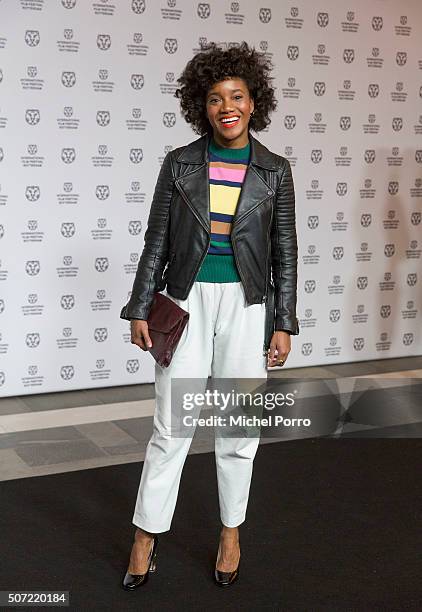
[209,184,241,215]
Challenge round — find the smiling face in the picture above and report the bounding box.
[205,77,254,148]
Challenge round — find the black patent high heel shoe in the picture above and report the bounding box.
[214,540,240,587]
[121,534,158,590]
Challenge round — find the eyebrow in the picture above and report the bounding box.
[207,88,244,97]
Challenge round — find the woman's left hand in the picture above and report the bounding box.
[267,331,291,367]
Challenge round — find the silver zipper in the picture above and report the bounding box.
[175,172,213,295]
[232,172,274,295]
[233,193,275,295]
[262,235,270,303]
[263,184,274,302]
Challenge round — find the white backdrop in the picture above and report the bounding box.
[0,0,421,396]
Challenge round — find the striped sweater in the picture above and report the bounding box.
[195,136,251,282]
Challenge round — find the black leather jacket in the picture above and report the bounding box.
[120,130,299,350]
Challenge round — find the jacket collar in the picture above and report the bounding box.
[173,130,277,232]
[174,130,280,171]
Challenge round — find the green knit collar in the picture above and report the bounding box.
[209,135,250,159]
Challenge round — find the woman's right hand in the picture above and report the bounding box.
[130,320,153,350]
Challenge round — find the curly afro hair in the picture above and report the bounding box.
[174,41,278,135]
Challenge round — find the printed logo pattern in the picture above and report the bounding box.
[0,1,420,395]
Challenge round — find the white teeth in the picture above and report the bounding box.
[221,117,239,123]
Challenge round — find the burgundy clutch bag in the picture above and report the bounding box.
[146,292,189,368]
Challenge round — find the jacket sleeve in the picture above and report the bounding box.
[120,150,174,321]
[270,158,300,335]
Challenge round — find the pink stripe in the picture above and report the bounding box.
[209,166,246,183]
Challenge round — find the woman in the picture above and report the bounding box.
[120,41,299,589]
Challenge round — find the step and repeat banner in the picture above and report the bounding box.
[0,0,421,396]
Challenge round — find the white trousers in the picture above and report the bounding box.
[132,281,268,532]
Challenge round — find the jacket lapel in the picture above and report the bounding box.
[174,130,278,233]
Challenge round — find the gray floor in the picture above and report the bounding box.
[0,356,421,481]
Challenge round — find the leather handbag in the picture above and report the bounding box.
[145,292,189,368]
